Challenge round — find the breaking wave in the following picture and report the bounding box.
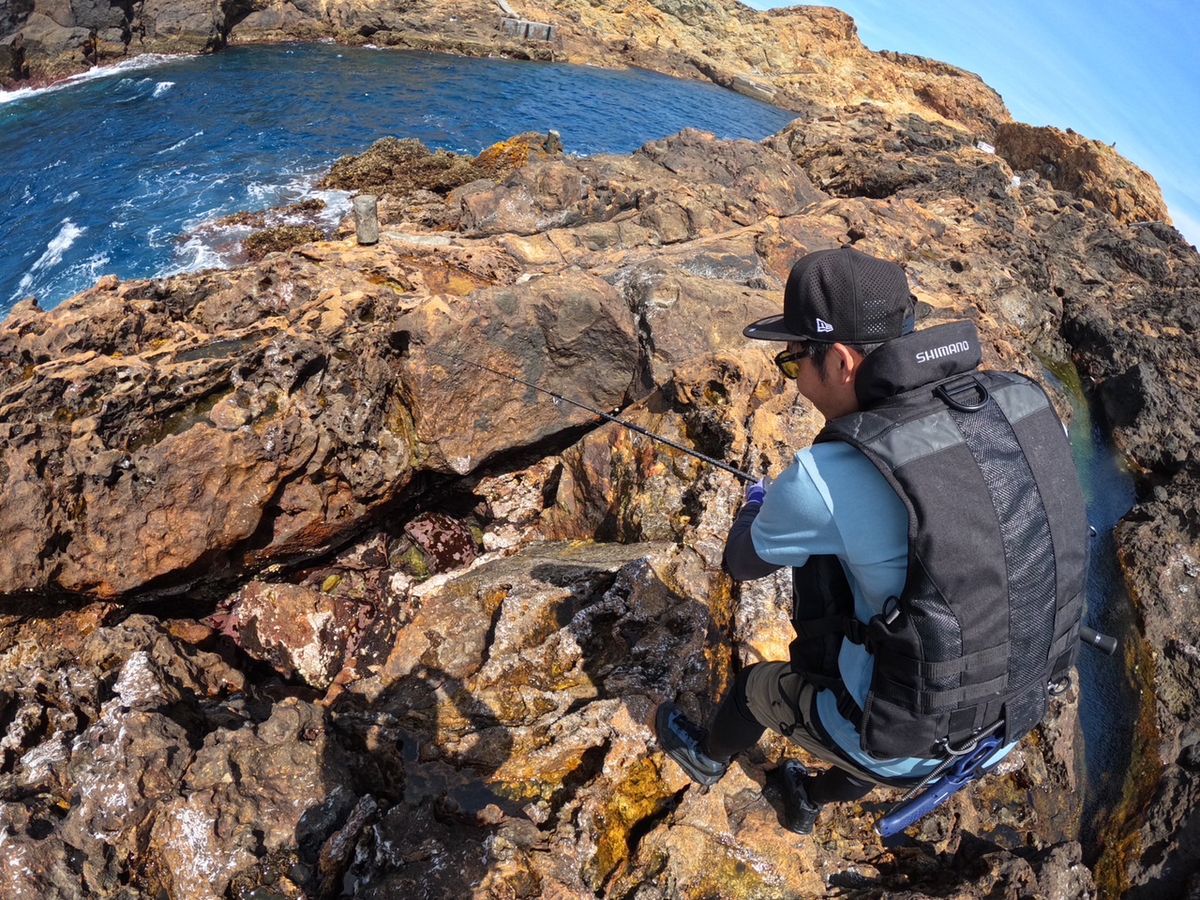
[156,130,205,155]
[0,54,185,106]
[11,220,86,302]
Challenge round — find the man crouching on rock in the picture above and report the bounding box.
[655,246,1085,834]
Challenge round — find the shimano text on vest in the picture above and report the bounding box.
[914,341,971,364]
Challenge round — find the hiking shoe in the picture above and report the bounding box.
[779,760,821,834]
[655,702,728,786]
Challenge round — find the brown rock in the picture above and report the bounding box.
[0,233,643,599]
[450,129,821,242]
[544,351,806,544]
[0,800,87,898]
[403,511,477,572]
[994,122,1170,224]
[243,224,325,261]
[0,614,255,895]
[399,270,640,476]
[322,136,481,196]
[222,581,364,688]
[147,699,355,900]
[61,707,194,877]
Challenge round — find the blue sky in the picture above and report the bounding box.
[745,1,1200,247]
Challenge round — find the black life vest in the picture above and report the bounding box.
[789,321,1089,760]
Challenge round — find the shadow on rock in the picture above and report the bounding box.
[830,828,1095,898]
[305,540,725,897]
[314,666,516,899]
[540,552,725,893]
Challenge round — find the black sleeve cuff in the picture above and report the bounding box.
[723,502,784,581]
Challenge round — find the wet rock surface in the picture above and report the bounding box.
[2,31,1197,897]
[1060,225,1200,896]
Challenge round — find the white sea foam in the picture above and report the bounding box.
[0,54,186,106]
[166,172,352,279]
[310,188,353,228]
[156,130,205,155]
[153,81,175,97]
[64,252,111,287]
[258,171,353,226]
[14,219,86,299]
[165,233,229,277]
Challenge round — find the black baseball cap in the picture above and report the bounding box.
[744,247,917,343]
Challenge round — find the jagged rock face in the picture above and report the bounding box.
[0,543,1093,897]
[539,1,1009,132]
[0,236,636,597]
[2,87,1196,895]
[994,123,1171,225]
[1057,223,1200,896]
[321,131,564,197]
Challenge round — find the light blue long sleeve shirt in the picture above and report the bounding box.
[750,442,1012,778]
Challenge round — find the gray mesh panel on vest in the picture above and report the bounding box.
[949,404,1056,697]
[906,585,962,690]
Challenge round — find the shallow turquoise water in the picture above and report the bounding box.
[0,43,795,316]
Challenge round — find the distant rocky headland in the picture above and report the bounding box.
[2,2,1199,898]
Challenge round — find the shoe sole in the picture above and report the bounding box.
[655,702,724,787]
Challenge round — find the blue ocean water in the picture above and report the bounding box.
[0,43,795,317]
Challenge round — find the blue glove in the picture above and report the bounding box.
[745,478,767,506]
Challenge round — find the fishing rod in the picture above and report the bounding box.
[420,346,1121,652]
[418,344,756,483]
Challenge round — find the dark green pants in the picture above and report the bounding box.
[705,661,886,792]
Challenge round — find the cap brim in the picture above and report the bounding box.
[742,315,810,342]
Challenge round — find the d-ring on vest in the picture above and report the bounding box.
[790,321,1089,759]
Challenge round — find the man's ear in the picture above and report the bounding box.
[831,343,859,384]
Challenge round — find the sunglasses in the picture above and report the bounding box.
[774,344,812,379]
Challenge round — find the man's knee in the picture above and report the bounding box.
[743,662,807,736]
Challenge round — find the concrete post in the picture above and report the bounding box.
[353,194,379,246]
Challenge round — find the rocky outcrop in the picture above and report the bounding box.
[0,0,234,83]
[0,241,638,597]
[0,541,1094,897]
[1053,223,1200,897]
[1,0,1197,885]
[994,123,1171,224]
[5,100,1195,893]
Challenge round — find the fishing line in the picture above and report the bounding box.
[418,343,756,483]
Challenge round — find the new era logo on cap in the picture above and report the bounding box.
[815,318,834,333]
